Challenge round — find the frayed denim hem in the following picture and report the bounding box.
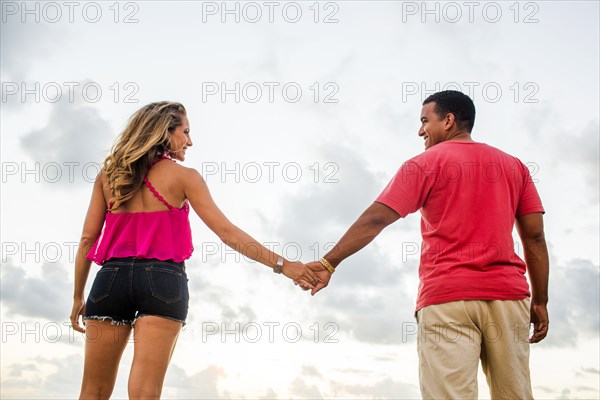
[132,313,186,328]
[83,316,133,326]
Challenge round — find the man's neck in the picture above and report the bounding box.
[445,132,474,143]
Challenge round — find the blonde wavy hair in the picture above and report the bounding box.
[102,101,187,211]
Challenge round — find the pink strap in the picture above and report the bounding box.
[152,154,175,166]
[143,177,174,210]
[106,155,175,213]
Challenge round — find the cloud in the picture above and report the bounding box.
[1,258,72,323]
[259,388,279,399]
[289,364,420,399]
[0,346,228,399]
[580,367,600,375]
[5,363,37,378]
[289,377,323,399]
[301,364,322,378]
[0,17,68,115]
[308,256,418,345]
[555,120,600,204]
[0,18,65,83]
[544,258,600,347]
[272,143,420,344]
[331,376,420,399]
[276,142,388,238]
[185,258,263,325]
[164,363,227,399]
[18,93,114,185]
[0,354,83,398]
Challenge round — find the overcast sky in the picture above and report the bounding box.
[1,1,599,398]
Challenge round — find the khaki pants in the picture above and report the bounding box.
[416,299,533,400]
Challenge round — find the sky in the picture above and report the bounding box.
[1,0,599,399]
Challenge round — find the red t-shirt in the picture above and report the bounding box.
[375,141,545,311]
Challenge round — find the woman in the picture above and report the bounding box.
[70,102,317,399]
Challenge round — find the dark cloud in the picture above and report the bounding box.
[19,95,113,184]
[307,256,418,345]
[276,143,388,239]
[39,354,84,394]
[0,354,83,397]
[272,144,420,344]
[544,258,599,347]
[1,258,72,323]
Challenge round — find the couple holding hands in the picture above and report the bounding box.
[73,91,548,399]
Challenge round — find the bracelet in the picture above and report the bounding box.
[319,257,335,274]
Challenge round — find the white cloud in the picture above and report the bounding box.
[0,18,65,83]
[1,1,598,397]
[164,363,227,399]
[331,376,420,399]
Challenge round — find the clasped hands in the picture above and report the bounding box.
[283,260,332,296]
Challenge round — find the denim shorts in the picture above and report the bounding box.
[84,256,189,327]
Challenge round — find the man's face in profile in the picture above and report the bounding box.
[418,102,448,150]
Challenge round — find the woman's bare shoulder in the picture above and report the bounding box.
[98,169,108,187]
[163,162,203,184]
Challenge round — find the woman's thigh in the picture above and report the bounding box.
[80,320,132,398]
[128,316,183,398]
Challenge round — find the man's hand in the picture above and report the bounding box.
[306,261,332,296]
[530,301,549,343]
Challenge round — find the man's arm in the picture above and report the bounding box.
[515,212,549,343]
[308,202,400,295]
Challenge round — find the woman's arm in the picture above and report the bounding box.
[181,167,317,286]
[70,171,107,332]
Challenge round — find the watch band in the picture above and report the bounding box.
[273,257,284,274]
[319,257,335,274]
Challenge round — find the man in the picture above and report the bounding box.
[307,91,549,399]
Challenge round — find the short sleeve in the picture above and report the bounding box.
[375,155,436,218]
[516,161,545,217]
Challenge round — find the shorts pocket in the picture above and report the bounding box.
[89,267,119,303]
[145,265,183,304]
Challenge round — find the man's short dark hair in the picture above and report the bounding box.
[423,91,476,133]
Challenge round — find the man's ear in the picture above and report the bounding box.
[444,113,456,131]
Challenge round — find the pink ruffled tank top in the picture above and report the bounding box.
[86,155,194,265]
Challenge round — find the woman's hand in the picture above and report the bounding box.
[282,261,318,289]
[70,297,86,333]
